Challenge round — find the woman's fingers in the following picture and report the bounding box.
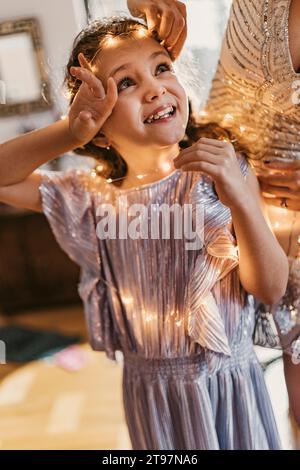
[144,5,160,32]
[264,197,300,211]
[158,7,174,41]
[263,159,300,171]
[164,2,186,49]
[258,172,299,188]
[168,19,187,59]
[260,183,299,199]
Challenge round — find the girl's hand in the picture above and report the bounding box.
[257,160,300,211]
[68,53,118,146]
[173,138,248,209]
[127,0,187,59]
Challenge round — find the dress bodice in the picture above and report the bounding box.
[203,0,300,170]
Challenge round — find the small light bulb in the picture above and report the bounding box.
[161,161,172,172]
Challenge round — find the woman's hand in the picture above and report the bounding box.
[257,160,300,211]
[173,138,248,209]
[68,53,118,146]
[127,0,187,59]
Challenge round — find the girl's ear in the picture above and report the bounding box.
[92,132,111,148]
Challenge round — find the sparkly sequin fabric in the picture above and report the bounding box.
[38,156,281,450]
[202,0,300,361]
[203,0,300,164]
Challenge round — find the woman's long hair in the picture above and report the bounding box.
[65,16,248,187]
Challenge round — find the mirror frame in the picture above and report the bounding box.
[0,17,53,116]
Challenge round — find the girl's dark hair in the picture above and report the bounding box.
[65,16,247,187]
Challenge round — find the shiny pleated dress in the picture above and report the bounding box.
[38,156,281,450]
[202,0,300,360]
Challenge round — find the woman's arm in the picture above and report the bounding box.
[289,0,300,73]
[174,138,289,305]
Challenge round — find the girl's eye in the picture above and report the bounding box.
[118,62,173,91]
[118,77,133,91]
[157,62,173,72]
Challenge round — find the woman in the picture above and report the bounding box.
[201,0,300,429]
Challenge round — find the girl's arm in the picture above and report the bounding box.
[174,138,289,305]
[0,59,117,188]
[0,173,44,213]
[0,54,118,210]
[230,166,288,305]
[0,119,78,187]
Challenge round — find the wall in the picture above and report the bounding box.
[0,0,87,143]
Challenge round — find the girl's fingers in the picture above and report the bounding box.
[78,53,92,71]
[180,161,219,177]
[105,77,118,109]
[194,143,225,155]
[199,137,232,148]
[78,110,92,121]
[174,152,222,169]
[174,144,223,164]
[70,67,105,99]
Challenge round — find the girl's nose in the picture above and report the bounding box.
[144,81,166,102]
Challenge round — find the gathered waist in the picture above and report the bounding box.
[123,341,257,377]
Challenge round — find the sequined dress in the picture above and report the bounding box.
[38,157,281,450]
[202,0,300,361]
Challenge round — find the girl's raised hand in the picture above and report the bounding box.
[173,138,248,209]
[127,0,187,59]
[68,53,118,146]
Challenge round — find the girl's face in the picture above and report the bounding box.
[94,35,189,156]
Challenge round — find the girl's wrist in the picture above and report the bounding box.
[62,117,84,150]
[229,187,258,216]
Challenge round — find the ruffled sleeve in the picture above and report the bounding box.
[186,154,249,369]
[38,168,121,360]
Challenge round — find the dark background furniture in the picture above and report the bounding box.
[0,204,81,313]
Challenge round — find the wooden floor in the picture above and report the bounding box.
[0,305,299,450]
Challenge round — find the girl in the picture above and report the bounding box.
[0,11,289,449]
